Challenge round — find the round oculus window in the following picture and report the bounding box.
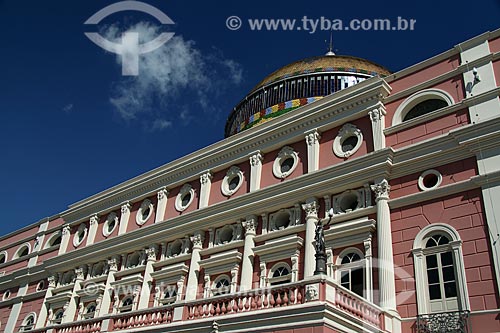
[418,169,442,191]
[175,184,195,212]
[221,166,244,197]
[136,199,154,225]
[333,123,363,158]
[273,146,299,179]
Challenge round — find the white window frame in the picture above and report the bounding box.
[211,274,231,296]
[20,313,36,331]
[103,212,119,236]
[175,184,195,212]
[392,89,454,126]
[14,242,31,259]
[83,302,97,319]
[44,232,62,249]
[333,123,363,158]
[273,146,299,179]
[136,199,154,226]
[336,248,365,297]
[412,224,470,315]
[221,166,244,197]
[73,223,88,248]
[418,169,443,191]
[268,262,293,285]
[119,296,134,313]
[0,251,7,264]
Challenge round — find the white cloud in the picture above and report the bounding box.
[62,104,74,113]
[102,22,243,128]
[150,118,172,131]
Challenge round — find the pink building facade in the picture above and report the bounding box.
[1,29,500,332]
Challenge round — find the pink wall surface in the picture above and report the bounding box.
[392,189,498,318]
[490,36,500,53]
[15,298,44,331]
[388,55,460,98]
[127,195,157,233]
[493,59,500,88]
[390,158,477,199]
[36,248,59,265]
[209,160,250,206]
[260,140,308,189]
[319,117,373,170]
[385,75,466,126]
[386,108,469,149]
[0,227,38,249]
[165,181,200,218]
[0,305,12,329]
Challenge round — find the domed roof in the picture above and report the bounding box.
[251,54,391,93]
[225,54,391,137]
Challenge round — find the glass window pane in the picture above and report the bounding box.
[340,271,349,284]
[441,252,453,266]
[444,282,457,298]
[426,255,438,268]
[442,266,456,282]
[428,284,441,300]
[427,268,440,284]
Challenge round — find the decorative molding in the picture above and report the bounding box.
[249,151,264,167]
[221,166,244,197]
[273,146,299,179]
[301,198,319,218]
[305,129,321,146]
[200,171,213,186]
[333,123,363,158]
[368,108,386,122]
[157,187,168,201]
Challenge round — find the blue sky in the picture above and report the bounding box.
[1,0,499,237]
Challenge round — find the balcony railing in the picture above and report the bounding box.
[27,277,387,333]
[416,310,471,333]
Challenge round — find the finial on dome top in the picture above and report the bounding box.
[325,30,335,56]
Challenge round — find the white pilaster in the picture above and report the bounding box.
[138,245,157,309]
[371,179,400,329]
[301,198,319,278]
[369,107,386,151]
[58,225,71,255]
[249,151,264,192]
[118,202,131,235]
[63,266,85,323]
[305,129,321,173]
[185,231,204,301]
[35,275,56,329]
[99,256,119,317]
[155,187,168,223]
[240,215,258,291]
[199,171,212,209]
[86,214,99,246]
[6,283,28,332]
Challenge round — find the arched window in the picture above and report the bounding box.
[0,251,7,264]
[412,224,470,315]
[20,313,36,331]
[212,275,231,296]
[53,309,64,324]
[84,303,97,319]
[14,243,31,259]
[392,89,454,125]
[120,296,134,312]
[337,249,364,297]
[269,263,292,286]
[44,232,62,249]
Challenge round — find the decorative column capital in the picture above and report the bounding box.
[146,245,158,261]
[48,275,57,288]
[75,266,86,280]
[157,187,169,201]
[249,151,264,166]
[121,202,132,214]
[190,231,205,249]
[200,171,213,185]
[89,214,99,226]
[242,215,258,235]
[301,198,319,218]
[371,179,391,201]
[305,129,321,146]
[369,107,386,122]
[62,224,71,236]
[107,256,120,272]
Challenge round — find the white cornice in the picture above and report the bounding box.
[62,78,390,225]
[199,250,242,275]
[253,235,304,263]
